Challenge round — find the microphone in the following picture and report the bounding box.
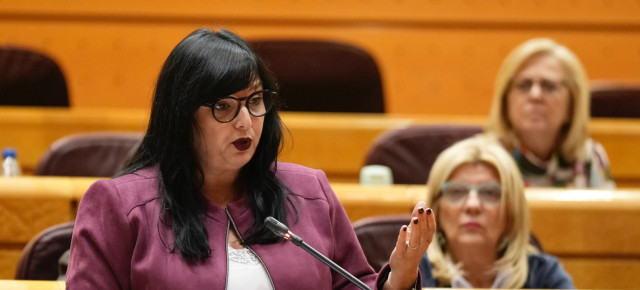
[264,217,372,290]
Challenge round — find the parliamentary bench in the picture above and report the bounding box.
[1,107,640,187]
[0,176,638,288]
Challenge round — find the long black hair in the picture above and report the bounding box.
[121,28,292,262]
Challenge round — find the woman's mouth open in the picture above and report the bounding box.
[233,138,252,151]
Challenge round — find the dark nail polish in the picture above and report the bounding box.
[413,218,418,224]
[403,226,407,232]
[418,208,425,214]
[427,208,432,215]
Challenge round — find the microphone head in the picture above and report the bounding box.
[264,216,289,237]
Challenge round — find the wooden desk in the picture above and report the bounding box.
[0,280,65,290]
[340,185,640,289]
[1,176,639,288]
[2,107,639,187]
[0,177,95,280]
[526,188,640,289]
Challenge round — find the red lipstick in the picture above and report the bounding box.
[233,138,252,151]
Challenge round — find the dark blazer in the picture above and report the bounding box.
[419,253,575,289]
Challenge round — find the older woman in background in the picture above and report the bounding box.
[419,136,574,288]
[486,38,614,188]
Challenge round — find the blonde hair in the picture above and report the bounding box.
[425,136,533,288]
[486,38,590,162]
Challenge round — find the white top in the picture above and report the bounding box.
[451,270,510,288]
[446,254,510,288]
[226,244,273,290]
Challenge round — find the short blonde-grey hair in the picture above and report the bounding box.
[486,38,590,162]
[425,136,532,288]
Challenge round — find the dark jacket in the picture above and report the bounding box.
[419,253,575,289]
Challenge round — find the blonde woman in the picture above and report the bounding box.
[486,38,614,188]
[419,136,574,288]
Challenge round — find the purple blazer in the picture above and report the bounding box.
[67,162,392,289]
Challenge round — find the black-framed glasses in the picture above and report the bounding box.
[203,90,275,123]
[440,181,502,206]
[510,78,567,96]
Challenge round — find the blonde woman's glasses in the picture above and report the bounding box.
[511,78,566,96]
[440,181,502,206]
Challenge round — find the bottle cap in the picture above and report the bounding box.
[2,148,17,159]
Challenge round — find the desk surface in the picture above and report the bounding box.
[0,280,450,290]
[0,280,65,290]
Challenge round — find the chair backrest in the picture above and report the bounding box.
[248,39,384,113]
[353,214,544,272]
[34,132,143,177]
[590,81,640,118]
[0,45,69,107]
[15,222,74,280]
[353,214,410,271]
[364,125,483,184]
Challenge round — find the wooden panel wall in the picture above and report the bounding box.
[1,1,640,114]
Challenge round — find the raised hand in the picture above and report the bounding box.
[385,201,436,290]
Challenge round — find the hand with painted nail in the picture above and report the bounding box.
[384,201,436,290]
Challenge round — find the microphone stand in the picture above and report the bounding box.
[265,217,372,290]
